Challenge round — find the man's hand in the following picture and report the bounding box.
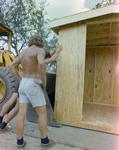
[42,82,46,91]
[56,42,63,53]
[34,80,46,91]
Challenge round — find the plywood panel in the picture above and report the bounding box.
[82,103,119,129]
[86,14,119,25]
[87,23,110,33]
[83,48,95,102]
[54,22,86,126]
[94,47,113,104]
[87,37,109,46]
[84,46,119,106]
[112,47,119,105]
[87,28,109,40]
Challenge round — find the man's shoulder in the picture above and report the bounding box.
[37,48,45,54]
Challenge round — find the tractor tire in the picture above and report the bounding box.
[0,67,19,111]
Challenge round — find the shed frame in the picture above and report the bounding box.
[50,4,119,134]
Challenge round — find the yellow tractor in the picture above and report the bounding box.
[0,23,20,110]
[0,23,61,127]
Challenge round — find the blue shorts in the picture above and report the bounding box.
[19,78,46,107]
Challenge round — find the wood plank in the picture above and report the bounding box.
[110,37,119,45]
[94,47,113,104]
[112,47,119,105]
[87,37,109,46]
[87,32,109,40]
[109,22,112,46]
[54,22,86,126]
[87,28,109,39]
[87,23,110,33]
[84,101,119,107]
[87,45,119,48]
[112,22,119,27]
[86,14,119,25]
[111,27,119,33]
[82,103,119,129]
[83,48,95,102]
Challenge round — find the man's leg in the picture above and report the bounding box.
[0,93,17,132]
[35,105,56,149]
[0,93,17,131]
[35,105,47,139]
[0,93,17,122]
[4,98,19,123]
[16,103,29,148]
[0,101,19,129]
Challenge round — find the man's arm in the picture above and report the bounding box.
[37,50,46,90]
[45,43,63,64]
[50,48,56,56]
[9,56,22,83]
[49,42,60,56]
[45,51,60,64]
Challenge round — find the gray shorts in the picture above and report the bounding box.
[19,78,46,107]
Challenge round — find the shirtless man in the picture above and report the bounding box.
[0,47,62,133]
[9,35,63,150]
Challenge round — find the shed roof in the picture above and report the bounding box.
[50,4,119,33]
[0,23,14,37]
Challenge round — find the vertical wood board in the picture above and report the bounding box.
[83,48,95,102]
[94,47,113,104]
[54,22,86,126]
[112,47,119,105]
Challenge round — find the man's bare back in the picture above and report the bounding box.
[19,45,45,79]
[10,45,46,90]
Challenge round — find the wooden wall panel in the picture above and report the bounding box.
[85,14,119,25]
[54,22,86,126]
[112,47,119,105]
[84,47,119,106]
[94,47,113,104]
[83,48,95,102]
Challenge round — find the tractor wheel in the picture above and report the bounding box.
[0,67,19,111]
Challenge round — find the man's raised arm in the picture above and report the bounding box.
[45,43,63,64]
[37,50,46,91]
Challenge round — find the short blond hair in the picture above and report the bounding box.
[28,35,44,47]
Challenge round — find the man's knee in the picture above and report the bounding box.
[18,103,29,117]
[18,109,27,118]
[35,106,47,116]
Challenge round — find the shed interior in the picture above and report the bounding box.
[82,22,119,129]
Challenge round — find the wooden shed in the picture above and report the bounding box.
[50,4,119,134]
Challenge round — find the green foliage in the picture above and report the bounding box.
[0,0,58,58]
[92,2,102,9]
[92,0,116,9]
[103,0,116,6]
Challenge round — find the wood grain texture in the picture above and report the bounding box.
[82,103,119,130]
[83,48,95,102]
[53,12,119,134]
[54,22,86,126]
[94,47,113,104]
